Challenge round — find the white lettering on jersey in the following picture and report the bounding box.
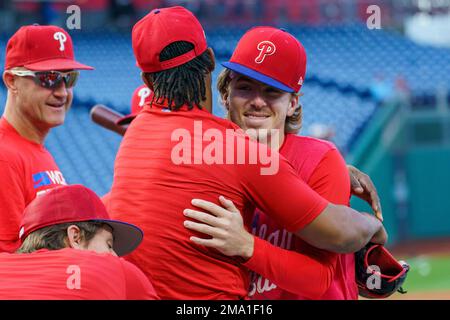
[46,170,67,185]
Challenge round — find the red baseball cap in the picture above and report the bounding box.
[116,84,153,125]
[5,25,93,71]
[132,6,207,73]
[19,184,143,257]
[222,26,306,93]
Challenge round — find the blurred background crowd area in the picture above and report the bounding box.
[1,0,450,298]
[0,0,442,30]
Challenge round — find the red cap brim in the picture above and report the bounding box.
[24,58,94,71]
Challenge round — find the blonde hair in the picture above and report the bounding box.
[16,221,105,254]
[216,68,303,134]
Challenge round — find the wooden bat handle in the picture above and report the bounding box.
[90,104,127,136]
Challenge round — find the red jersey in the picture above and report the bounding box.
[0,118,67,253]
[108,102,329,300]
[0,248,159,299]
[248,134,357,300]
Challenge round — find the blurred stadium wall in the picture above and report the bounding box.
[349,100,450,246]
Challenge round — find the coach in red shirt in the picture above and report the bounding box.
[108,6,386,299]
[0,184,158,300]
[0,25,93,252]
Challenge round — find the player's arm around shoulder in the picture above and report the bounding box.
[120,258,160,300]
[296,148,387,253]
[182,196,335,298]
[307,147,351,206]
[292,146,351,278]
[232,139,386,253]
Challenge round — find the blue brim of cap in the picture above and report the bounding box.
[221,61,294,93]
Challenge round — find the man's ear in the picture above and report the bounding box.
[287,94,299,117]
[3,71,18,94]
[206,47,216,72]
[141,72,154,91]
[222,90,230,111]
[66,225,84,250]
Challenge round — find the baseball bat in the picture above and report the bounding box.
[90,104,127,136]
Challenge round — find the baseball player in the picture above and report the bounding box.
[0,25,93,253]
[0,184,159,300]
[116,84,153,126]
[184,26,372,299]
[108,6,386,300]
[89,84,154,136]
[100,84,153,209]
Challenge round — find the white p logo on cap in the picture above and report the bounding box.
[255,41,276,64]
[138,87,151,107]
[54,32,67,51]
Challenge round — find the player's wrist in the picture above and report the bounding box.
[240,233,255,260]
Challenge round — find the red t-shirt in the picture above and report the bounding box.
[248,134,358,300]
[0,248,159,299]
[108,102,329,299]
[0,118,67,253]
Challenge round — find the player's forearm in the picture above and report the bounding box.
[335,210,384,253]
[243,236,336,299]
[296,204,385,254]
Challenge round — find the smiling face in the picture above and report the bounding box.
[13,71,73,130]
[225,72,298,146]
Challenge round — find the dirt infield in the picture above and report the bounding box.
[359,290,450,300]
[387,290,450,300]
[390,237,450,257]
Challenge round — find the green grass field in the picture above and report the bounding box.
[399,255,450,293]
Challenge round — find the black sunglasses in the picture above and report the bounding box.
[10,70,79,90]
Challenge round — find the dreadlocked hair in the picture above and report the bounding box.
[143,41,213,111]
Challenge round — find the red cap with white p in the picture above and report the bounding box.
[5,25,93,71]
[222,26,306,93]
[116,84,153,125]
